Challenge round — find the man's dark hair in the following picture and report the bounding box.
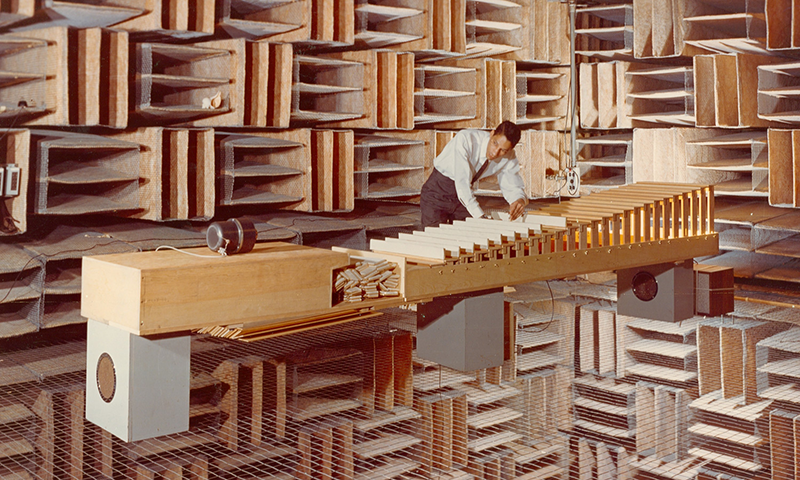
[493,121,521,147]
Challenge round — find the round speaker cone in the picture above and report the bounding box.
[97,352,116,403]
[206,218,257,254]
[631,271,658,302]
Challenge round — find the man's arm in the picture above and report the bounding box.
[496,159,528,220]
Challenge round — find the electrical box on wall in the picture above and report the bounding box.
[4,164,20,197]
[85,319,190,442]
[617,260,694,322]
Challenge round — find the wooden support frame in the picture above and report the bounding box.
[353,130,434,200]
[680,0,767,55]
[768,128,800,207]
[134,38,245,126]
[627,63,695,126]
[29,130,140,216]
[111,127,215,222]
[416,57,516,129]
[217,0,311,43]
[516,64,570,130]
[694,53,783,129]
[575,4,634,60]
[215,129,312,212]
[354,0,426,50]
[0,27,68,127]
[699,318,791,404]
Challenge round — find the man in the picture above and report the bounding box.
[420,121,528,228]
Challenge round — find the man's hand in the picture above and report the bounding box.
[508,198,526,221]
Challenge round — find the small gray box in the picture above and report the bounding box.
[617,260,694,322]
[417,288,504,372]
[86,319,190,442]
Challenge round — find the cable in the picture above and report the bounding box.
[0,239,140,305]
[155,245,225,258]
[520,279,557,334]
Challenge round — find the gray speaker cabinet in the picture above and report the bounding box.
[86,319,190,442]
[617,259,694,322]
[416,288,505,372]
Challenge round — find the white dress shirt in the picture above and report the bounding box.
[433,129,527,218]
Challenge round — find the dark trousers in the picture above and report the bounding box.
[420,169,471,229]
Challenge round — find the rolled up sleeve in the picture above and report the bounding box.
[497,159,528,206]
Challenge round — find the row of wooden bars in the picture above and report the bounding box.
[370,183,714,263]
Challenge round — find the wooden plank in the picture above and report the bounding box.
[212,359,239,451]
[377,51,397,129]
[353,458,419,480]
[268,43,293,128]
[353,433,421,459]
[265,359,286,438]
[288,398,361,422]
[598,310,615,375]
[451,391,468,466]
[246,41,270,127]
[190,128,215,220]
[315,423,334,479]
[296,427,313,480]
[771,410,798,480]
[414,396,434,475]
[165,129,189,220]
[596,442,615,480]
[312,129,334,212]
[393,332,414,407]
[579,307,596,373]
[636,382,656,454]
[432,394,453,470]
[468,431,522,453]
[697,322,722,395]
[396,52,415,129]
[468,406,522,429]
[375,334,395,411]
[76,28,101,126]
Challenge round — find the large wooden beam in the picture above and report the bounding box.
[81,242,351,335]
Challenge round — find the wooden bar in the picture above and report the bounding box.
[75,28,102,126]
[375,334,395,411]
[598,310,615,375]
[394,332,414,407]
[246,41,270,127]
[451,391,468,466]
[770,409,797,480]
[67,388,85,478]
[414,395,435,476]
[265,359,286,438]
[432,394,453,470]
[212,359,239,451]
[377,51,398,129]
[333,421,354,479]
[636,382,656,454]
[32,390,54,480]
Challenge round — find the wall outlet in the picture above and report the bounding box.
[565,167,580,197]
